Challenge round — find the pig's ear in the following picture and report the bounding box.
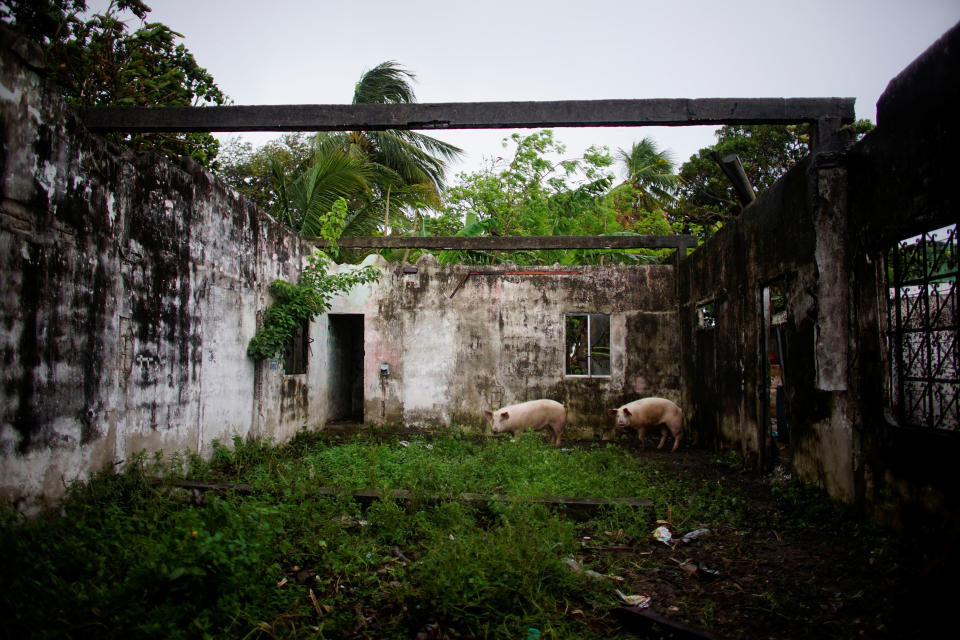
[484,410,493,418]
[622,408,632,417]
[608,409,618,416]
[501,411,510,420]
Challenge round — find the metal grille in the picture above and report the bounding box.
[887,224,959,431]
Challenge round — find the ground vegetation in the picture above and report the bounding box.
[0,429,940,639]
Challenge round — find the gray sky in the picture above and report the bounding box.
[99,0,960,177]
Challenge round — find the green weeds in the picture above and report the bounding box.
[0,429,850,639]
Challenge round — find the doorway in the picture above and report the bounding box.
[328,314,364,423]
[761,278,789,469]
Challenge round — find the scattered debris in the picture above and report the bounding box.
[681,528,710,543]
[564,556,624,581]
[616,590,652,608]
[652,526,710,546]
[653,526,673,545]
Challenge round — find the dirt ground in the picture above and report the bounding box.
[587,442,956,640]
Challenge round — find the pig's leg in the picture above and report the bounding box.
[656,425,668,450]
[636,425,646,448]
[666,416,683,452]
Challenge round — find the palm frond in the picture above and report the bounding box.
[353,60,417,105]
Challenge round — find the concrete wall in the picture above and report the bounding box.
[679,20,960,529]
[0,30,682,508]
[320,256,680,437]
[0,29,320,508]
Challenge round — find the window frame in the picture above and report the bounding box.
[283,318,309,375]
[564,312,612,378]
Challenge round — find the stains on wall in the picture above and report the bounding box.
[0,34,319,506]
[326,259,682,438]
[678,21,960,529]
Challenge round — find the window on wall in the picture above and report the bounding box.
[697,302,716,329]
[284,319,309,375]
[565,313,611,377]
[886,223,958,431]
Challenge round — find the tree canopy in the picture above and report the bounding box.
[673,120,875,238]
[0,0,227,167]
[437,130,676,265]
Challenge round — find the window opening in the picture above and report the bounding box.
[697,302,716,329]
[886,223,958,431]
[565,313,611,377]
[283,319,309,375]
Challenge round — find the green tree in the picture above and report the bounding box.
[217,134,316,211]
[674,124,809,233]
[613,137,680,226]
[269,135,374,238]
[327,61,463,237]
[217,62,462,260]
[673,120,874,237]
[437,130,657,265]
[0,0,228,167]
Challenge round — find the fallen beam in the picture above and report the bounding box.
[614,607,720,640]
[313,234,698,251]
[78,97,855,133]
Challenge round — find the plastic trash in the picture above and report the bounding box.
[616,590,652,608]
[653,525,673,545]
[680,528,709,543]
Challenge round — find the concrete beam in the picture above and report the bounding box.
[78,98,856,133]
[314,234,698,251]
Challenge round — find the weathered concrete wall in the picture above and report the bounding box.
[0,30,682,507]
[680,20,960,529]
[842,21,960,528]
[320,256,680,439]
[0,29,320,508]
[679,151,857,500]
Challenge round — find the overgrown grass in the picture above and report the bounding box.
[0,428,815,639]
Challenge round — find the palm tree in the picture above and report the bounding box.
[333,61,463,235]
[615,137,680,225]
[270,135,374,237]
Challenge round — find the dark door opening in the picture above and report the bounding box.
[328,314,364,423]
[761,279,789,470]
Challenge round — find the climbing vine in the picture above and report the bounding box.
[247,198,379,361]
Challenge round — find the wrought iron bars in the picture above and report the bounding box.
[887,224,959,431]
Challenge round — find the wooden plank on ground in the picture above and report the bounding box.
[148,478,652,516]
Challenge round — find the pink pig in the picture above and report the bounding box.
[609,397,683,452]
[484,399,567,447]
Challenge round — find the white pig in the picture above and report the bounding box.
[484,399,567,447]
[609,397,683,452]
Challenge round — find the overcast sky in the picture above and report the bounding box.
[96,0,960,177]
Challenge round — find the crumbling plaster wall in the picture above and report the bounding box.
[680,20,960,528]
[679,150,858,504]
[842,21,960,528]
[0,30,684,507]
[322,257,681,439]
[0,30,318,508]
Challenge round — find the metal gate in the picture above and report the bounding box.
[887,223,959,430]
